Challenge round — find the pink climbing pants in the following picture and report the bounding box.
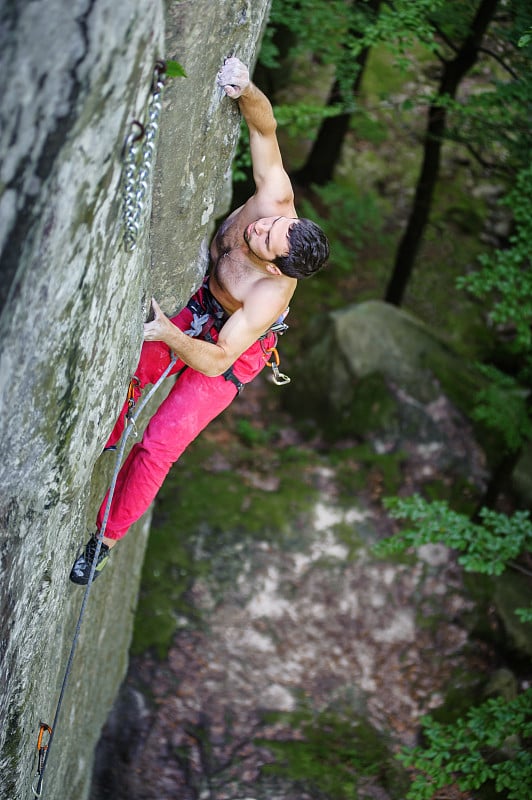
[96,294,273,539]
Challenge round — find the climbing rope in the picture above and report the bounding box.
[122,60,167,252]
[31,352,178,799]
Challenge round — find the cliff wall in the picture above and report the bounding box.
[0,1,270,797]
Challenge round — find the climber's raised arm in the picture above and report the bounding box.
[217,57,293,208]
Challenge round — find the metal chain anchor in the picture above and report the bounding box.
[122,60,166,252]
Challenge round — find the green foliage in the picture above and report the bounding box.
[165,59,187,78]
[263,0,446,77]
[515,606,532,623]
[298,181,383,270]
[368,0,444,63]
[398,689,532,800]
[235,418,278,446]
[457,165,532,354]
[471,363,532,452]
[374,494,532,576]
[233,104,343,183]
[274,101,343,137]
[519,28,532,47]
[350,108,389,144]
[232,121,251,183]
[435,0,532,185]
[446,7,532,360]
[261,0,354,71]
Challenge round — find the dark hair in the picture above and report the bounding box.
[273,218,330,279]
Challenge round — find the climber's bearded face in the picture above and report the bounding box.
[243,216,293,263]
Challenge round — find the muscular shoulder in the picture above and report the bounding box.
[243,274,296,329]
[239,173,296,225]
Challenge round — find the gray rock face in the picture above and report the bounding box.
[152,0,270,314]
[0,1,270,798]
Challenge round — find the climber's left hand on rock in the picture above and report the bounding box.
[143,298,173,342]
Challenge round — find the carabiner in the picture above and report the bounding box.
[271,361,291,385]
[263,346,291,385]
[126,376,141,413]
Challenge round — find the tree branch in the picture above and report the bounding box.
[508,560,532,579]
[478,46,519,79]
[431,20,459,57]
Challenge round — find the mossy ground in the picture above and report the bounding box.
[132,423,324,656]
[257,703,409,800]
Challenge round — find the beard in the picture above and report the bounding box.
[243,224,261,260]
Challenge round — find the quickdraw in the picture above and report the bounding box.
[31,722,52,798]
[126,376,140,413]
[261,323,291,386]
[262,342,291,385]
[122,60,167,252]
[124,375,141,437]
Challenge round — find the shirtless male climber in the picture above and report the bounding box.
[70,56,330,584]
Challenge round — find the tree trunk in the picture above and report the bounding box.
[291,65,366,187]
[385,0,499,306]
[472,450,521,521]
[292,0,381,187]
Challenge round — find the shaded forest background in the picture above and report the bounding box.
[229,0,532,796]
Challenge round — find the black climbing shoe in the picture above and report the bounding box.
[69,534,111,585]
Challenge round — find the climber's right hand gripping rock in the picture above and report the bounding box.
[217,56,250,99]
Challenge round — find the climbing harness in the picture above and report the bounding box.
[122,60,166,252]
[185,285,245,394]
[184,280,291,392]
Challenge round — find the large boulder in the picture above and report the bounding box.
[285,300,484,442]
[286,300,482,438]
